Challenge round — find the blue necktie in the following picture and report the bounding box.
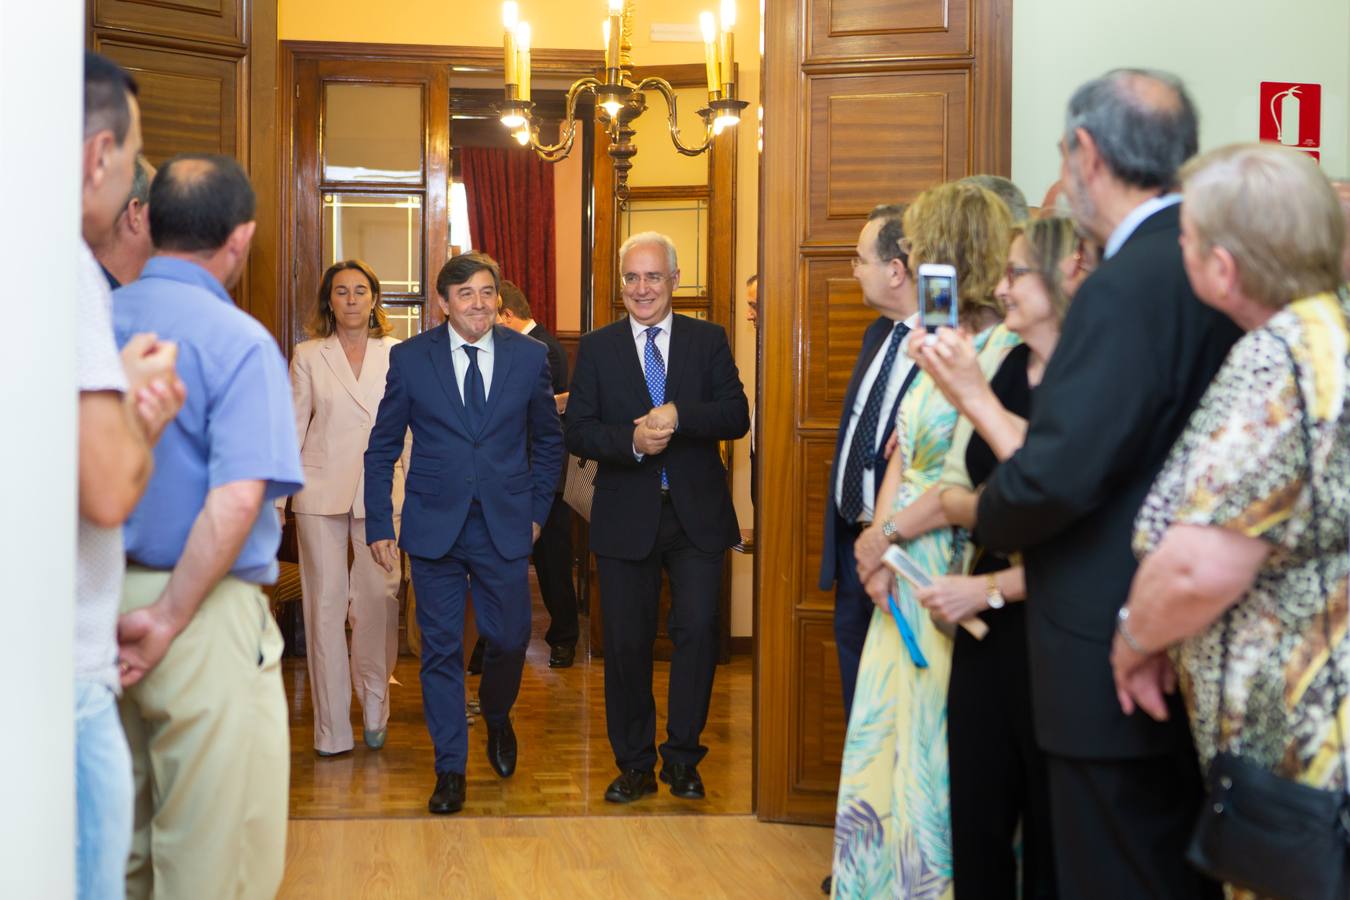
[643,326,669,489]
[839,322,908,523]
[462,344,486,431]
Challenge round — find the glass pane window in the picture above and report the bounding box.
[323,193,423,295]
[323,83,423,184]
[621,197,708,297]
[382,302,423,341]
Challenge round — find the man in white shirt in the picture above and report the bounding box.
[816,204,920,717]
[75,51,184,898]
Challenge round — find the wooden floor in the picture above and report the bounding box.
[279,816,831,898]
[285,602,754,817]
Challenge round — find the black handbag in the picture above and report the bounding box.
[1185,332,1350,899]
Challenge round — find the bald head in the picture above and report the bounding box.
[150,154,255,253]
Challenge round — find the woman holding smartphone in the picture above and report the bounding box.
[831,181,1018,897]
[910,218,1098,899]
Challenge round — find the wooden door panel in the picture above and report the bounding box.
[92,0,243,46]
[94,41,241,162]
[805,71,969,246]
[806,0,972,63]
[799,437,838,610]
[796,615,847,796]
[799,256,879,427]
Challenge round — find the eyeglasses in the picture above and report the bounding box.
[1004,264,1035,284]
[621,272,669,287]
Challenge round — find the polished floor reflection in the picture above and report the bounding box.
[285,600,753,818]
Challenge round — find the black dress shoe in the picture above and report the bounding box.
[659,762,706,799]
[428,771,465,814]
[486,721,517,777]
[467,637,485,675]
[604,768,657,803]
[548,644,576,668]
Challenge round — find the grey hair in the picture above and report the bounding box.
[122,154,153,214]
[619,231,678,272]
[960,175,1029,222]
[1064,68,1198,190]
[867,203,908,264]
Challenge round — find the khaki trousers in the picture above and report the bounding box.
[295,512,400,752]
[118,568,288,900]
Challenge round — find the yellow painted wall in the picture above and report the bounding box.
[280,0,762,636]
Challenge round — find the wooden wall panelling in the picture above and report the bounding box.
[93,0,242,47]
[757,0,1012,825]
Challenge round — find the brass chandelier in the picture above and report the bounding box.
[498,0,748,195]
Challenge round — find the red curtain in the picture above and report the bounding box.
[461,146,557,331]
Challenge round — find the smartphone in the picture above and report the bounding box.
[917,263,959,337]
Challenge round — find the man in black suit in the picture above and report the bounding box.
[818,204,920,716]
[565,231,749,804]
[494,280,579,668]
[972,70,1240,897]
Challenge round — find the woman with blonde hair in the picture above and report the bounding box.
[289,259,408,756]
[833,181,1019,897]
[1114,144,1350,900]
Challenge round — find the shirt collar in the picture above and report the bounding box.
[522,320,537,335]
[140,256,234,304]
[1104,193,1182,259]
[630,310,674,341]
[448,323,494,354]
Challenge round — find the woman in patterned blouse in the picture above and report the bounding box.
[1110,144,1350,899]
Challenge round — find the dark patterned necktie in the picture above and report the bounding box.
[462,344,486,431]
[644,326,669,489]
[838,322,908,522]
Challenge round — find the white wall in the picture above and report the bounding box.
[1011,0,1350,202]
[0,2,82,897]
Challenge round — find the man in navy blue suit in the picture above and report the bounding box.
[364,252,563,814]
[818,204,920,717]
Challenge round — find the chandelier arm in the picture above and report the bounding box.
[632,76,715,157]
[525,78,601,157]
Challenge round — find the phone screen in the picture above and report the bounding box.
[920,273,957,331]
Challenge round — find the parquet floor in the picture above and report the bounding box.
[279,816,831,898]
[285,596,753,818]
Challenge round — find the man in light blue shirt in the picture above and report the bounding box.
[112,154,302,900]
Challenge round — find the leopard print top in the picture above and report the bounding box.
[1133,288,1350,788]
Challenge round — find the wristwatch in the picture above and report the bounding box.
[881,519,899,542]
[984,574,1005,609]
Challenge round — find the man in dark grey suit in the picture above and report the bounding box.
[973,69,1240,897]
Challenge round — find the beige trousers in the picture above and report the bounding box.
[295,512,400,752]
[118,567,288,900]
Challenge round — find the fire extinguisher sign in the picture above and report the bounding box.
[1259,82,1322,151]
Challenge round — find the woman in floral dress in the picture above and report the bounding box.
[833,182,1018,898]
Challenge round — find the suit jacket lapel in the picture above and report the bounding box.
[319,337,368,414]
[663,314,686,404]
[428,324,469,429]
[620,318,654,411]
[480,324,514,433]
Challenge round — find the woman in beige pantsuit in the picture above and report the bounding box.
[289,259,408,755]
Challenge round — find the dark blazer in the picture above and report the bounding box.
[565,314,749,560]
[364,322,563,562]
[817,315,915,591]
[526,323,570,494]
[975,203,1241,759]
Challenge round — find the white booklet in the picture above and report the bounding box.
[882,544,989,640]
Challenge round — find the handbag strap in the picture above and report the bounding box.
[1212,330,1349,792]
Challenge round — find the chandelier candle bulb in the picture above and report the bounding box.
[606,1,623,77]
[719,0,736,93]
[517,21,532,102]
[502,1,519,85]
[700,12,721,97]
